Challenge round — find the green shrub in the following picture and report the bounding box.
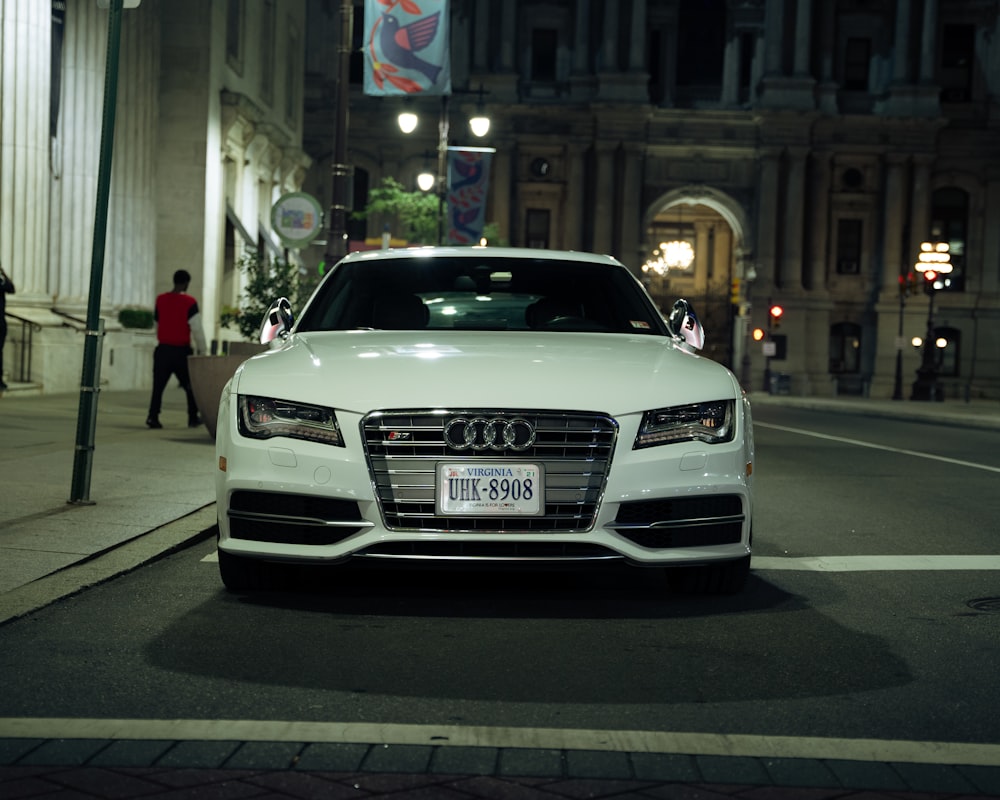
[220,250,304,341]
[118,307,154,329]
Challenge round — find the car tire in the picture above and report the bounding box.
[668,554,751,595]
[218,549,279,592]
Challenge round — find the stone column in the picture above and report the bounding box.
[721,32,740,107]
[908,156,933,261]
[891,0,912,83]
[498,2,516,72]
[572,0,590,76]
[627,0,647,73]
[49,2,109,309]
[491,143,513,247]
[593,144,616,256]
[880,155,910,296]
[756,149,782,289]
[620,144,643,273]
[793,0,812,76]
[600,0,618,71]
[763,0,785,76]
[564,144,587,252]
[472,0,489,73]
[807,152,832,291]
[983,173,1000,293]
[694,221,712,294]
[919,0,938,83]
[782,148,808,292]
[0,0,51,306]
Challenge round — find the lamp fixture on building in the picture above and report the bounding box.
[910,238,952,402]
[400,89,492,244]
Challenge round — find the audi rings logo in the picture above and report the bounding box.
[444,417,536,452]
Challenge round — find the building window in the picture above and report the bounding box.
[531,29,558,84]
[940,24,974,103]
[933,326,960,377]
[836,219,862,274]
[931,187,968,292]
[829,322,861,374]
[843,37,870,91]
[525,209,551,249]
[226,0,245,75]
[260,0,275,105]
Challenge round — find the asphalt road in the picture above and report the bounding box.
[1,406,998,751]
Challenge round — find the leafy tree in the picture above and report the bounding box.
[220,250,304,341]
[352,176,440,245]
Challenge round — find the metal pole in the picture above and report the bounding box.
[436,94,450,245]
[70,0,124,504]
[892,289,905,400]
[324,0,354,266]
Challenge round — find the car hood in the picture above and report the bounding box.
[232,330,740,416]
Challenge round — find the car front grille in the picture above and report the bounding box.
[227,490,370,545]
[609,494,744,549]
[362,410,618,532]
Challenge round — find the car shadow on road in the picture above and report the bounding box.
[143,565,913,707]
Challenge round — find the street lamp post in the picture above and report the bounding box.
[910,240,952,402]
[399,86,490,245]
[324,0,354,267]
[892,271,915,401]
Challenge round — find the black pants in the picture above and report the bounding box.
[0,317,7,384]
[147,344,198,419]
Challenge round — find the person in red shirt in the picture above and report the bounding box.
[146,269,208,428]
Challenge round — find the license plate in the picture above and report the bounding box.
[437,463,544,516]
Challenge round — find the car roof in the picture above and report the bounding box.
[337,246,626,268]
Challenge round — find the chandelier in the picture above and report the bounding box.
[642,239,695,276]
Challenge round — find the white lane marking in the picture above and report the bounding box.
[1,717,999,767]
[202,551,218,562]
[755,421,1000,474]
[753,555,1000,571]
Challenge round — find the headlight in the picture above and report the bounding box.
[634,400,734,449]
[238,395,343,446]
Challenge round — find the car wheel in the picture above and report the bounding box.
[218,549,279,592]
[668,554,751,595]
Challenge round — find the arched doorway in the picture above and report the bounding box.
[641,187,750,373]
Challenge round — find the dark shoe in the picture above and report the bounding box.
[0,381,8,390]
[188,414,202,428]
[146,417,163,429]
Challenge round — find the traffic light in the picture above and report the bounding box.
[768,304,784,329]
[751,327,766,342]
[730,278,741,305]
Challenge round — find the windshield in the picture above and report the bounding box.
[296,255,668,335]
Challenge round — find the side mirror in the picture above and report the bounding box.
[666,299,705,351]
[259,297,294,344]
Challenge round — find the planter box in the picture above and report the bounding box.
[188,350,263,440]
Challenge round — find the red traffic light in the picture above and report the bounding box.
[769,304,784,320]
[923,269,938,282]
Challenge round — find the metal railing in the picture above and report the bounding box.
[4,312,43,384]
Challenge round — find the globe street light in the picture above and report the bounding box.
[910,239,952,401]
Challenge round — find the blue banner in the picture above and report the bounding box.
[363,0,451,96]
[446,148,493,245]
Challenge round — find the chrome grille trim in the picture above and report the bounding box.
[362,409,618,532]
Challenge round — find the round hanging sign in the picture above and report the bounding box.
[271,192,323,248]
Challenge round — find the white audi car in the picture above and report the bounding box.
[214,247,754,593]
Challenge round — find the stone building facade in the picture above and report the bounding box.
[0,0,308,394]
[303,0,1000,400]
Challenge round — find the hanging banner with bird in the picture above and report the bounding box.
[446,148,493,245]
[364,0,451,95]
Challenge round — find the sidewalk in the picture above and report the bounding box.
[1,386,999,799]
